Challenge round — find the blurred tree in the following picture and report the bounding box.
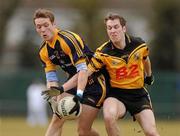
[61,0,107,50]
[151,0,180,71]
[0,0,21,55]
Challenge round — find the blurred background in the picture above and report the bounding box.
[0,0,180,135]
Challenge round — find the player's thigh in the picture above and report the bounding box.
[103,97,126,119]
[135,109,156,131]
[78,104,99,130]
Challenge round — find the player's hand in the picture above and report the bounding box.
[74,89,83,103]
[48,98,62,119]
[144,75,154,85]
[41,86,64,100]
[69,95,82,115]
[73,95,82,103]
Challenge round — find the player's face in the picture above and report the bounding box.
[106,19,126,43]
[34,18,56,42]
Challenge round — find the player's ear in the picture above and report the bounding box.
[53,21,56,27]
[122,26,126,33]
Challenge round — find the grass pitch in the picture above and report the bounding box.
[0,117,180,136]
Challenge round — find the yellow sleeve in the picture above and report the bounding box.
[88,51,105,72]
[59,31,86,66]
[39,47,57,73]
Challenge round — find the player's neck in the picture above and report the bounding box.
[47,29,57,44]
[113,38,126,50]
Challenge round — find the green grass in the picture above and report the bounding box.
[0,117,180,136]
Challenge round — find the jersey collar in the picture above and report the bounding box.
[110,33,132,51]
[46,28,59,48]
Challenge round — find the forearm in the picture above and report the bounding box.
[45,71,59,88]
[62,68,93,91]
[144,57,152,76]
[62,74,78,91]
[77,70,88,91]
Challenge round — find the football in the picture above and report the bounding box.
[57,96,82,120]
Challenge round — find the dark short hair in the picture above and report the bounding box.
[33,8,55,24]
[104,13,126,27]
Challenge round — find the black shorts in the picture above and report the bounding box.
[66,73,108,109]
[108,87,152,116]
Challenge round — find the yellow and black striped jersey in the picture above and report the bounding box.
[90,34,149,89]
[39,29,93,77]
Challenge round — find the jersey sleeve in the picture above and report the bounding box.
[39,47,57,73]
[88,50,105,72]
[143,44,149,59]
[60,31,87,66]
[134,37,149,59]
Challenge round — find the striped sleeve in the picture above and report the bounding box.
[59,31,86,66]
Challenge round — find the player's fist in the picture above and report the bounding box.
[75,89,83,103]
[144,75,154,85]
[73,95,82,103]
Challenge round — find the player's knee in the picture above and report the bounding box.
[103,108,119,122]
[103,111,117,126]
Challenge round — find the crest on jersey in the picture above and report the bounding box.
[134,53,140,60]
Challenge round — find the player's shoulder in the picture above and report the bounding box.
[59,30,73,35]
[128,34,146,46]
[96,41,112,54]
[39,41,46,53]
[59,30,80,39]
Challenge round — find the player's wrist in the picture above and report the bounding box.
[59,86,64,92]
[144,74,154,85]
[76,89,83,98]
[146,73,152,77]
[51,86,64,94]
